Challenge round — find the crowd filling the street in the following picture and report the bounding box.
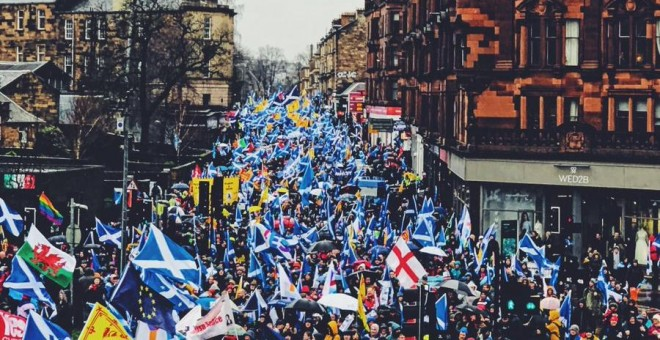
[0,89,659,340]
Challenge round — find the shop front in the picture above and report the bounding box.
[444,152,660,258]
[365,105,402,146]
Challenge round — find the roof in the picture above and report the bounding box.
[67,0,189,12]
[0,0,55,3]
[0,93,45,124]
[0,71,29,89]
[0,62,48,72]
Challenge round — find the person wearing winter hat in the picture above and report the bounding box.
[458,327,468,340]
[568,325,580,340]
[601,314,622,339]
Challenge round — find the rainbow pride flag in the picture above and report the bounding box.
[39,192,63,226]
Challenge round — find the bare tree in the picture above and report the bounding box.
[62,96,109,160]
[246,46,288,96]
[82,0,234,145]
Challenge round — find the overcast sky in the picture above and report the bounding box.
[233,0,364,60]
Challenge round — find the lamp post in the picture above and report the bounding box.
[67,198,87,310]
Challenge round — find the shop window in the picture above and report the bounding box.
[565,20,580,66]
[526,96,540,129]
[633,98,647,132]
[564,98,580,123]
[615,98,629,132]
[544,96,557,129]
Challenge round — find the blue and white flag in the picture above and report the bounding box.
[95,218,122,248]
[140,270,197,313]
[3,256,55,312]
[457,206,472,247]
[412,218,435,247]
[24,310,71,340]
[113,188,122,205]
[518,234,547,270]
[0,198,24,237]
[435,294,448,331]
[560,290,571,330]
[132,225,200,288]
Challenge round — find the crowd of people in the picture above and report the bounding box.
[0,93,658,339]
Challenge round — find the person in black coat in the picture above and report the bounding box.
[572,299,593,332]
[53,290,72,333]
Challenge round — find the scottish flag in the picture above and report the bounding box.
[3,256,55,312]
[412,218,435,247]
[140,270,197,313]
[95,218,122,248]
[435,294,448,331]
[560,290,571,330]
[24,310,71,340]
[132,225,200,288]
[518,234,547,270]
[0,198,24,237]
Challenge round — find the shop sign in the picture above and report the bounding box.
[337,71,358,79]
[558,166,590,184]
[366,106,402,120]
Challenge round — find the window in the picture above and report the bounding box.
[83,56,89,74]
[656,20,660,65]
[390,81,398,101]
[615,98,629,132]
[36,45,46,62]
[565,20,579,66]
[64,55,73,75]
[526,96,540,129]
[454,33,466,69]
[528,19,541,66]
[546,22,557,66]
[388,48,398,68]
[15,11,24,31]
[96,56,105,70]
[202,94,211,106]
[544,96,557,129]
[370,18,379,40]
[15,47,23,62]
[617,20,630,66]
[204,17,212,40]
[37,10,46,30]
[85,19,93,40]
[98,18,107,40]
[633,98,647,132]
[564,98,580,123]
[65,20,73,40]
[389,13,400,35]
[634,21,647,65]
[614,19,648,67]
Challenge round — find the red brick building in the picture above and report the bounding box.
[367,0,660,258]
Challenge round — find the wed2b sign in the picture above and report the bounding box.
[0,311,25,340]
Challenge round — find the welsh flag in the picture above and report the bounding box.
[17,226,76,288]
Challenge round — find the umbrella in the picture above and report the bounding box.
[309,240,338,253]
[540,296,560,310]
[318,294,358,311]
[457,303,487,315]
[224,324,247,336]
[420,246,448,257]
[340,185,359,195]
[439,280,477,297]
[338,193,356,202]
[171,183,189,190]
[286,299,325,313]
[352,260,372,271]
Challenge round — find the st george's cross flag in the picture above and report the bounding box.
[0,198,24,237]
[17,226,76,288]
[132,225,200,288]
[386,237,428,289]
[95,218,122,248]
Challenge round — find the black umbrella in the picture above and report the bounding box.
[439,279,477,297]
[309,240,337,253]
[456,303,487,316]
[171,182,189,190]
[286,299,325,313]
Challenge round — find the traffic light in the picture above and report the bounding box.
[401,288,423,336]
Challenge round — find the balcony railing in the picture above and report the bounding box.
[465,126,660,159]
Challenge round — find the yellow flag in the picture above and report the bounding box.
[302,97,310,108]
[259,186,269,206]
[286,100,300,113]
[235,276,244,299]
[308,145,315,160]
[357,275,369,330]
[79,303,131,340]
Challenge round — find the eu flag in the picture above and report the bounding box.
[110,264,177,334]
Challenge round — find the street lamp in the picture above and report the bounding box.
[66,198,87,311]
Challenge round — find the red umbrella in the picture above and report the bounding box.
[352,260,371,271]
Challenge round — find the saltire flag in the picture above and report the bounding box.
[24,310,71,340]
[385,237,428,289]
[248,251,264,282]
[0,198,24,236]
[132,225,200,288]
[560,290,571,332]
[549,256,562,288]
[412,218,435,247]
[321,266,337,297]
[436,227,446,247]
[110,264,177,334]
[38,192,63,226]
[17,226,76,288]
[518,234,548,271]
[3,256,56,312]
[435,294,448,331]
[95,218,122,248]
[242,289,268,314]
[224,231,235,266]
[140,270,197,313]
[113,188,122,205]
[457,206,472,247]
[299,163,314,206]
[277,263,301,300]
[78,303,132,340]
